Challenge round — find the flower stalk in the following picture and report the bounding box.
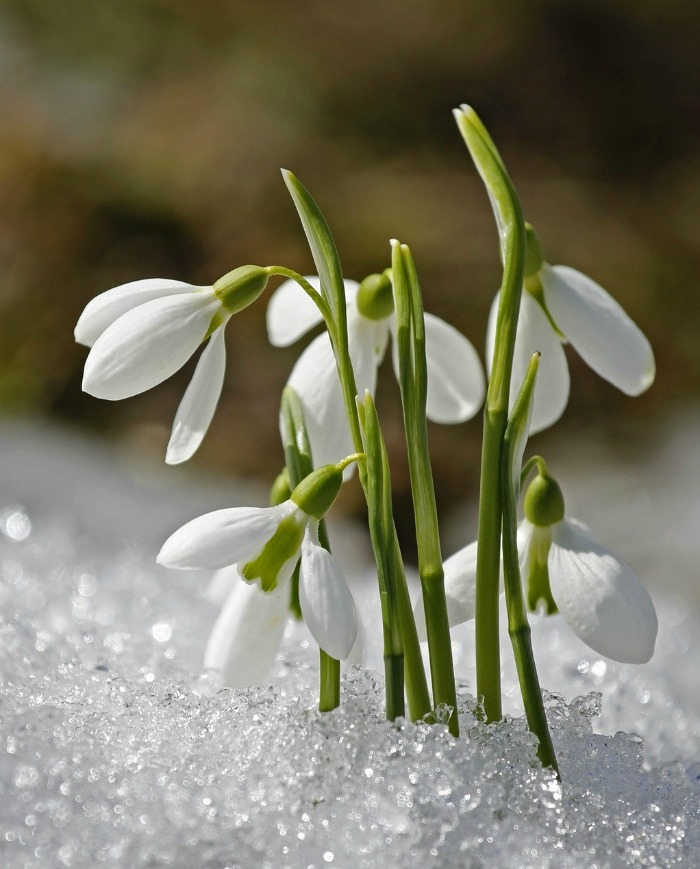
[500,353,559,774]
[280,386,341,712]
[283,170,431,721]
[455,105,526,722]
[391,240,459,735]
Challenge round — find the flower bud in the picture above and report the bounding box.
[524,223,544,279]
[524,472,565,527]
[214,265,269,314]
[290,464,343,520]
[356,272,394,320]
[269,468,292,507]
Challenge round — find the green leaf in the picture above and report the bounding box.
[503,352,540,501]
[281,169,348,331]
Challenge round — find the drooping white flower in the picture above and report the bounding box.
[517,515,657,663]
[432,468,658,664]
[487,225,656,434]
[75,266,269,465]
[157,463,358,661]
[267,273,485,469]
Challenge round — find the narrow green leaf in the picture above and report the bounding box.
[281,169,347,330]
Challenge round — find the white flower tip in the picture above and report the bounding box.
[164,443,191,466]
[390,238,400,248]
[74,319,93,348]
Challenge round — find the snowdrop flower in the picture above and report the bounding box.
[75,265,269,464]
[431,466,657,664]
[157,460,358,660]
[487,224,656,434]
[517,469,657,663]
[267,272,485,469]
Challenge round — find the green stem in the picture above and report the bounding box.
[392,241,459,735]
[392,534,432,721]
[280,388,341,711]
[319,652,341,712]
[282,171,431,720]
[455,106,526,722]
[501,456,559,776]
[266,266,334,328]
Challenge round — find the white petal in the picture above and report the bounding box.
[422,313,485,423]
[487,291,570,434]
[166,324,227,465]
[541,265,655,396]
[548,518,658,663]
[266,276,325,347]
[286,308,383,470]
[267,276,360,347]
[205,575,289,688]
[204,567,238,606]
[75,279,197,347]
[82,291,220,400]
[517,519,536,576]
[299,525,357,659]
[157,502,294,570]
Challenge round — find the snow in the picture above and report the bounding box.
[0,419,699,867]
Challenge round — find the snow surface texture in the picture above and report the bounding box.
[0,419,699,868]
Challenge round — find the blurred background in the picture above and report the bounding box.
[1,0,699,543]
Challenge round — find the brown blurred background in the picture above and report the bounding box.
[1,0,698,537]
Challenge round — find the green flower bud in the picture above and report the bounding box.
[524,472,565,527]
[269,467,292,507]
[214,265,269,314]
[356,273,394,321]
[241,513,305,592]
[524,223,544,279]
[290,463,343,520]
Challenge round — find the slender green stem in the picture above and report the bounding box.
[283,170,432,721]
[319,652,341,712]
[280,388,341,711]
[392,240,458,735]
[265,268,334,327]
[501,381,559,774]
[455,106,526,722]
[392,534,432,720]
[361,394,406,721]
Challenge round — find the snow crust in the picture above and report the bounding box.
[0,421,699,867]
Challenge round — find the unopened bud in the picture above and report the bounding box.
[356,272,394,321]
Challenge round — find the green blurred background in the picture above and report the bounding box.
[1,0,699,530]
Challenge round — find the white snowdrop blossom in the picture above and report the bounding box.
[157,464,358,661]
[75,266,269,465]
[267,274,485,469]
[432,469,657,664]
[516,516,657,663]
[487,226,656,434]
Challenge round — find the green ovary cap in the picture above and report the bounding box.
[214,265,269,314]
[290,464,343,520]
[356,272,394,320]
[524,472,565,527]
[524,223,544,279]
[241,513,305,592]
